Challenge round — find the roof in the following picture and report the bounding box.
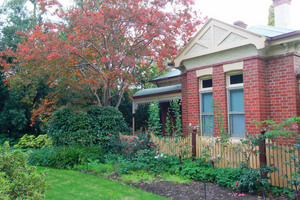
[174,18,266,68]
[133,84,181,98]
[248,25,296,37]
[150,69,181,82]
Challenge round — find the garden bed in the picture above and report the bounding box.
[129,180,286,200]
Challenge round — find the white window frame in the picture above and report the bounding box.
[199,76,214,136]
[226,71,245,138]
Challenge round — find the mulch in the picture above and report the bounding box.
[129,180,286,200]
[105,173,287,200]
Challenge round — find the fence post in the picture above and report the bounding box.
[259,129,267,179]
[192,126,197,160]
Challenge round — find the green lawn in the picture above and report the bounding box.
[39,167,167,200]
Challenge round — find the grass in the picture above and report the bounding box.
[119,170,190,184]
[38,167,167,200]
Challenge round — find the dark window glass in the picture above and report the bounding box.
[230,74,243,84]
[203,79,212,88]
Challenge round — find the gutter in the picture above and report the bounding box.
[266,30,300,42]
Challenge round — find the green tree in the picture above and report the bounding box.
[0,0,37,50]
[268,5,274,26]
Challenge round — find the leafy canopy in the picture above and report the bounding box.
[0,0,202,123]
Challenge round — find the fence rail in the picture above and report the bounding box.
[149,133,299,189]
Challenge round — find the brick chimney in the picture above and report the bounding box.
[273,0,292,28]
[234,20,248,29]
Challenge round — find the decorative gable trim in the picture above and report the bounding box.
[175,18,266,68]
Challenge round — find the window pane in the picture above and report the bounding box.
[202,93,213,113]
[230,89,244,112]
[203,79,212,88]
[231,114,245,137]
[230,74,243,84]
[203,115,214,135]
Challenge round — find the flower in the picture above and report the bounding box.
[235,182,239,186]
[125,139,128,141]
[154,156,159,159]
[164,156,167,158]
[161,153,163,157]
[156,151,158,154]
[189,123,192,127]
[129,139,132,142]
[226,156,230,161]
[109,134,112,136]
[217,154,221,158]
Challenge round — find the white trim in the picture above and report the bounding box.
[132,96,182,114]
[223,61,243,73]
[196,67,213,78]
[199,76,213,91]
[226,71,243,88]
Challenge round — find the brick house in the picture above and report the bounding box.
[133,0,300,140]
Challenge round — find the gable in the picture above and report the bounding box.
[175,18,266,68]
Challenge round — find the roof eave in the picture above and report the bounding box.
[133,89,181,99]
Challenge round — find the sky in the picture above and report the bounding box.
[195,0,300,29]
[1,0,300,29]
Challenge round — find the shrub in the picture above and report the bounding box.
[13,134,52,149]
[0,142,48,199]
[236,168,271,194]
[115,133,155,157]
[48,106,130,148]
[28,145,105,169]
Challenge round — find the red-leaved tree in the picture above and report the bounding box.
[0,0,203,122]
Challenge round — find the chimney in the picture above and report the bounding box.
[273,0,292,28]
[233,20,248,29]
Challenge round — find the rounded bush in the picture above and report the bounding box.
[48,106,130,147]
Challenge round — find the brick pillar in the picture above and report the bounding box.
[243,58,268,135]
[212,65,228,136]
[181,70,200,136]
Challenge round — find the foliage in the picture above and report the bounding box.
[232,117,300,195]
[0,142,48,199]
[148,102,161,136]
[117,133,155,158]
[48,106,130,147]
[13,134,52,149]
[0,0,37,50]
[268,5,275,26]
[28,145,105,169]
[165,99,182,136]
[236,168,271,194]
[0,0,202,124]
[286,136,300,199]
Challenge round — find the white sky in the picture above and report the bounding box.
[1,0,300,29]
[195,0,300,29]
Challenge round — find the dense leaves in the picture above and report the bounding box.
[48,105,130,147]
[0,0,202,123]
[0,142,48,199]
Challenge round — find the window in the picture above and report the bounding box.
[199,77,214,136]
[227,72,245,137]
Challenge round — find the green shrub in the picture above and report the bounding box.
[114,133,155,157]
[13,134,52,149]
[236,168,271,194]
[0,142,48,199]
[28,145,105,169]
[48,106,130,148]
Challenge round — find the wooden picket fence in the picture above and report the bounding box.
[149,133,299,189]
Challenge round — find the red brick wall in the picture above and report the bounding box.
[244,58,268,134]
[181,70,199,136]
[266,55,298,122]
[181,54,300,139]
[212,65,228,136]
